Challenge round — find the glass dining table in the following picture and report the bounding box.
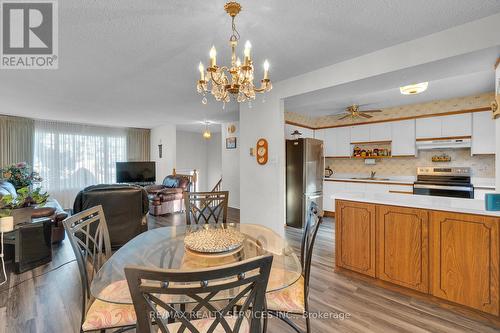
[90,223,302,305]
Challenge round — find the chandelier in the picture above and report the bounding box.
[197,1,272,105]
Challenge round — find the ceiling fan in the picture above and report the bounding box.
[338,104,382,120]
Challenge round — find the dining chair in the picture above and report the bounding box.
[124,254,273,333]
[63,205,136,332]
[183,191,229,225]
[265,202,322,333]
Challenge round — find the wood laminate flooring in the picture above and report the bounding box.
[1,209,499,333]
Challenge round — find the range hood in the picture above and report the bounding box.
[416,138,471,150]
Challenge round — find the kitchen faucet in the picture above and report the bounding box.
[370,171,376,179]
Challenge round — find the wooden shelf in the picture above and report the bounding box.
[352,156,392,159]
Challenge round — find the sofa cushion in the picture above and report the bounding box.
[163,176,179,188]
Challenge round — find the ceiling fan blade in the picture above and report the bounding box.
[338,114,351,120]
[359,113,373,119]
[359,109,382,113]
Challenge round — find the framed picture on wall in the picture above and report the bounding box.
[226,137,237,149]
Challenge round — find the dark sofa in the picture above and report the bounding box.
[73,184,149,249]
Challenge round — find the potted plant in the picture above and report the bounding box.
[10,187,50,224]
[0,162,42,190]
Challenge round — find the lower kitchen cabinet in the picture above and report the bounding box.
[335,199,500,317]
[376,205,429,293]
[430,211,499,316]
[335,201,376,277]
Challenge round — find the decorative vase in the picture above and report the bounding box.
[11,207,34,224]
[0,216,14,233]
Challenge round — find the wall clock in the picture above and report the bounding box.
[256,138,268,165]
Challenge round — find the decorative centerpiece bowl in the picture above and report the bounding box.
[184,227,246,254]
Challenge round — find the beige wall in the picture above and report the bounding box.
[327,149,494,178]
[285,92,494,128]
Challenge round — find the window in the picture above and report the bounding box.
[33,121,126,208]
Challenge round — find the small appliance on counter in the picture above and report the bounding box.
[485,193,500,211]
[324,167,333,178]
[413,167,474,199]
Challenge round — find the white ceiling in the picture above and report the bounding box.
[1,0,500,128]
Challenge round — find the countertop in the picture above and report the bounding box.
[324,176,414,185]
[332,192,500,218]
[324,175,496,189]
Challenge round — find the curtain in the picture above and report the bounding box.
[33,120,127,209]
[0,115,34,167]
[127,128,151,161]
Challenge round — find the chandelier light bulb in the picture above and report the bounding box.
[244,40,252,57]
[198,62,205,80]
[263,60,270,71]
[209,46,217,67]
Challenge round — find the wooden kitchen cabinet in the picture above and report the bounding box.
[376,205,429,292]
[430,211,499,316]
[335,200,376,277]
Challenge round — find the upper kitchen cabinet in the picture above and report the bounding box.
[471,111,495,155]
[322,127,351,157]
[391,119,416,156]
[369,123,392,142]
[285,123,314,140]
[441,113,472,137]
[350,123,391,143]
[350,124,370,143]
[416,113,471,139]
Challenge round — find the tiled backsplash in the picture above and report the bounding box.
[326,149,495,178]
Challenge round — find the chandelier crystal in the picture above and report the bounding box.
[197,1,272,105]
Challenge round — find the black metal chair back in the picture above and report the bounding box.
[183,191,229,225]
[125,254,273,333]
[301,202,322,299]
[62,205,112,322]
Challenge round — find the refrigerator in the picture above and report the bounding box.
[286,138,324,228]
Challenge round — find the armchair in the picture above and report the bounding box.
[144,169,196,216]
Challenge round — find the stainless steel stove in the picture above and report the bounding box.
[413,167,474,199]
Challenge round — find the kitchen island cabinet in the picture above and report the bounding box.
[334,192,500,318]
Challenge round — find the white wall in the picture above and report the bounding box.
[176,130,222,192]
[150,124,176,184]
[240,97,286,236]
[221,121,240,209]
[239,14,500,236]
[207,132,222,191]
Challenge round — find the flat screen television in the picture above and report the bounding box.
[116,162,156,183]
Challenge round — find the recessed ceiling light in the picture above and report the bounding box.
[400,82,428,95]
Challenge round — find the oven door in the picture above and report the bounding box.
[413,184,474,199]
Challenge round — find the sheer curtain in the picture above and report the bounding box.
[33,121,127,209]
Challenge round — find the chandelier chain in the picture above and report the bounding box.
[230,16,240,42]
